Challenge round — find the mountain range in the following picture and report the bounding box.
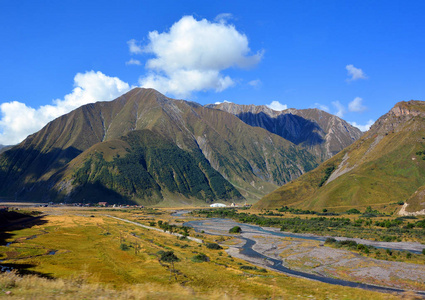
[255,100,425,214]
[208,102,362,161]
[1,88,362,206]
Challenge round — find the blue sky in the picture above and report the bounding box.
[1,0,424,144]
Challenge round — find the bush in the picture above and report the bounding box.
[191,253,209,263]
[240,265,257,270]
[325,237,336,244]
[120,243,130,251]
[346,208,361,214]
[205,243,222,250]
[229,226,242,234]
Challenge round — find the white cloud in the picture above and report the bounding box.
[267,101,287,111]
[350,119,374,132]
[346,64,367,81]
[0,71,131,145]
[332,101,346,118]
[313,103,330,112]
[131,15,262,98]
[248,79,262,88]
[214,100,232,105]
[126,59,141,66]
[348,97,367,112]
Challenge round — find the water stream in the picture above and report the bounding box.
[185,218,425,296]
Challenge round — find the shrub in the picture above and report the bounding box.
[346,208,361,214]
[240,265,257,270]
[120,243,129,251]
[191,253,209,263]
[325,237,336,244]
[229,226,242,234]
[205,243,223,250]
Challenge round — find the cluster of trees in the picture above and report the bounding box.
[318,165,335,187]
[156,220,190,236]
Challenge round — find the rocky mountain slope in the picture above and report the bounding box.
[208,102,362,161]
[0,88,318,205]
[255,100,425,214]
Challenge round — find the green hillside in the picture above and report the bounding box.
[255,100,425,214]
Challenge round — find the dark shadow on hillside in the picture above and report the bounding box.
[236,112,325,146]
[0,146,82,200]
[71,182,138,206]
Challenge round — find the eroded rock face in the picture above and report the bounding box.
[390,101,425,117]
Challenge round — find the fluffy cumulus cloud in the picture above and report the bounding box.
[267,101,287,111]
[350,119,374,132]
[0,71,130,145]
[346,64,367,81]
[332,101,346,118]
[131,15,262,98]
[348,97,367,112]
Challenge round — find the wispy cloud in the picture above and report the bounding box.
[346,64,367,81]
[248,79,262,88]
[214,13,234,23]
[125,58,142,66]
[267,101,287,111]
[348,97,367,112]
[332,101,346,118]
[127,39,143,54]
[129,15,263,98]
[313,103,330,112]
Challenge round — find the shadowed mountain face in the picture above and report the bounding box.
[0,145,12,154]
[208,103,362,161]
[255,100,425,214]
[0,88,318,205]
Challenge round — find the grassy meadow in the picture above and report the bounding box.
[0,207,406,299]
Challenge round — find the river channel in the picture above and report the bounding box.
[184,217,425,296]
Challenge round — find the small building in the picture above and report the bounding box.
[98,202,108,207]
[210,203,226,208]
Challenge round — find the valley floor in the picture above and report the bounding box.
[0,206,422,299]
